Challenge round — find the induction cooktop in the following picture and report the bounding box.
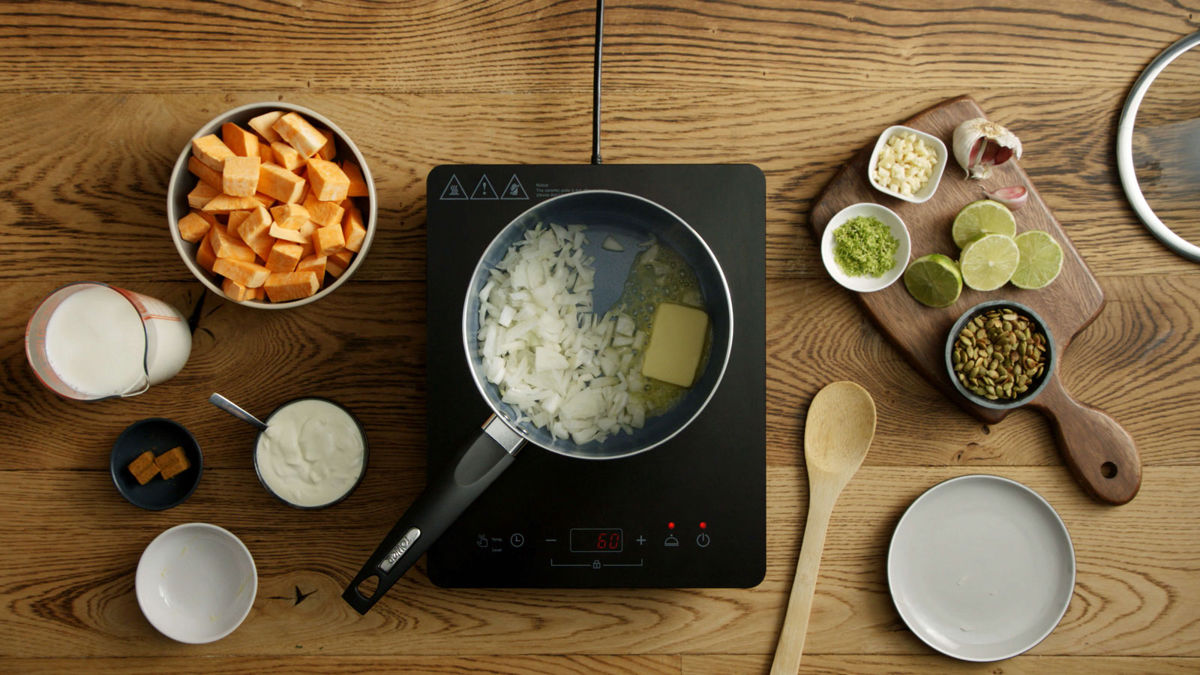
[424,163,765,588]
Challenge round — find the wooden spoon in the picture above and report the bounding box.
[771,381,876,675]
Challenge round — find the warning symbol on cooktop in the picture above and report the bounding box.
[440,174,467,200]
[501,174,529,200]
[471,174,499,200]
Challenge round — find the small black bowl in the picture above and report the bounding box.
[110,418,203,510]
[945,300,1056,410]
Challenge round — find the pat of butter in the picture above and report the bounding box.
[641,302,709,388]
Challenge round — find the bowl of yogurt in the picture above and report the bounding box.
[253,397,368,509]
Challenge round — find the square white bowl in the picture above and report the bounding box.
[867,125,948,204]
[821,202,911,293]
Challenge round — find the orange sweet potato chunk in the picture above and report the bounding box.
[266,241,304,273]
[258,163,306,203]
[188,156,222,189]
[192,134,235,172]
[221,122,260,157]
[316,129,337,160]
[188,181,220,209]
[296,253,327,279]
[248,111,284,142]
[270,141,304,171]
[306,158,350,202]
[270,203,309,230]
[177,211,212,243]
[341,201,367,252]
[222,156,261,198]
[196,235,218,272]
[342,160,369,198]
[313,223,346,256]
[222,276,254,302]
[213,258,271,288]
[303,194,343,227]
[264,270,320,302]
[202,194,260,213]
[272,112,327,157]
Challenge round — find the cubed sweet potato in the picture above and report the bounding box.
[303,195,344,227]
[222,277,254,302]
[188,181,220,209]
[342,201,367,252]
[192,134,235,172]
[266,241,304,273]
[248,111,284,142]
[221,122,260,157]
[270,203,309,230]
[258,163,306,203]
[272,112,327,157]
[188,156,222,189]
[202,194,261,213]
[342,160,369,198]
[177,212,212,243]
[264,270,320,302]
[196,235,218,272]
[296,253,327,279]
[270,141,304,171]
[213,258,271,288]
[313,223,346,256]
[222,156,261,197]
[306,158,350,202]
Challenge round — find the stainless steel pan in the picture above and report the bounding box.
[343,190,732,613]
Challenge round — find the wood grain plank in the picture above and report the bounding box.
[683,654,1200,674]
[0,655,681,674]
[0,89,1197,285]
[0,1,1193,95]
[0,467,1194,657]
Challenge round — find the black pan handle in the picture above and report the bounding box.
[342,415,524,614]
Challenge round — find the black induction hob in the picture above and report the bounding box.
[424,164,765,588]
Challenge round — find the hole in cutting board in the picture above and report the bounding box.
[1101,462,1118,479]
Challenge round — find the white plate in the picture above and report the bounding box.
[820,202,911,293]
[887,475,1075,662]
[136,523,257,643]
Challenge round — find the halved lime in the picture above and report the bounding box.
[1011,230,1063,289]
[952,199,1017,249]
[904,254,962,307]
[959,234,1020,291]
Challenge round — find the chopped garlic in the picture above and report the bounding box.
[873,130,937,196]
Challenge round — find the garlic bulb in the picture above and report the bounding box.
[985,185,1029,211]
[953,117,1022,179]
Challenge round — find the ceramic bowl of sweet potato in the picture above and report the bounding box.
[166,102,377,309]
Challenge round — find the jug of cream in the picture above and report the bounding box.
[25,282,192,400]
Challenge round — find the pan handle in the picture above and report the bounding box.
[342,415,524,614]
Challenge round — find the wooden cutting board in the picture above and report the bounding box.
[811,96,1141,505]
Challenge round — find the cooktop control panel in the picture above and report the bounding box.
[425,164,765,588]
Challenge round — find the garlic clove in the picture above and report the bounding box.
[985,185,1029,211]
[953,117,1022,180]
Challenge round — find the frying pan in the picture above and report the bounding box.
[343,190,733,614]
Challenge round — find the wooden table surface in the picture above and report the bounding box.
[2,1,1198,673]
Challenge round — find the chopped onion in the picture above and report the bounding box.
[478,224,649,445]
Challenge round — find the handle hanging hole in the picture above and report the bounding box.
[355,574,380,599]
[1101,462,1118,479]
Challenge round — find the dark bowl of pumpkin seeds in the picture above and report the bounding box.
[944,300,1055,410]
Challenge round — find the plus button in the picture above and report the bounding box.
[636,535,646,545]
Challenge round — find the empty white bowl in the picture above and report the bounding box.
[136,523,257,643]
[867,125,948,204]
[821,202,911,292]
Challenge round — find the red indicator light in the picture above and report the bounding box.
[700,522,707,529]
[668,522,675,530]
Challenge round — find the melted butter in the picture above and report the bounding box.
[612,242,711,417]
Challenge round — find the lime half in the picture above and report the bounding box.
[904,254,963,307]
[1011,230,1064,289]
[952,199,1017,249]
[959,234,1020,291]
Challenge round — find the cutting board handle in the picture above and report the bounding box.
[1031,375,1141,505]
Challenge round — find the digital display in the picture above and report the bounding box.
[569,528,623,553]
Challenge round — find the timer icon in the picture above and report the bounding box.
[510,533,525,548]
